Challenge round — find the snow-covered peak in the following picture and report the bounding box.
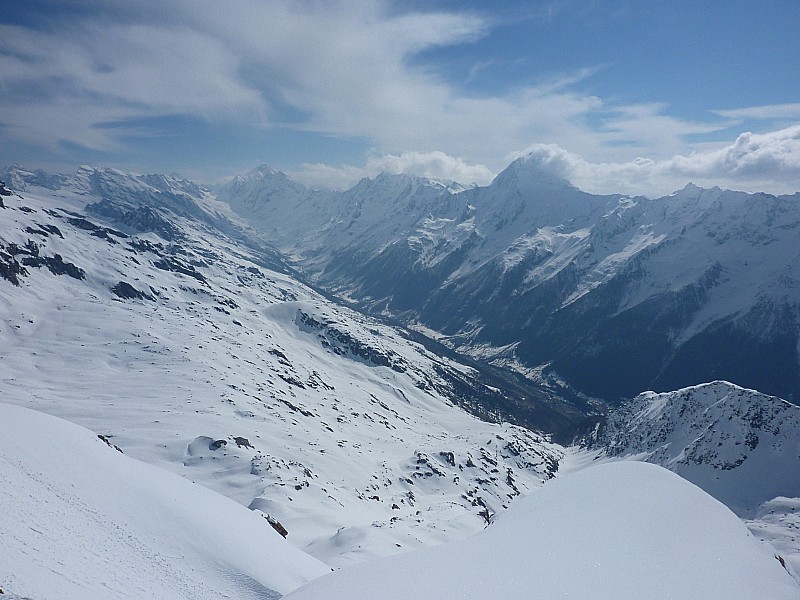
[231,164,285,183]
[71,165,147,196]
[440,179,471,193]
[251,163,281,177]
[490,153,577,194]
[138,172,208,197]
[663,181,726,212]
[349,171,456,199]
[673,181,704,195]
[1,163,67,191]
[219,165,307,201]
[459,155,615,261]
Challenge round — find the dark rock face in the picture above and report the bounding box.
[2,239,85,282]
[153,257,207,284]
[0,247,26,285]
[88,200,182,241]
[0,180,13,203]
[111,281,155,301]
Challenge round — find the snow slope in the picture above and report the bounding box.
[0,402,329,599]
[583,380,800,574]
[0,171,563,570]
[284,461,799,600]
[586,381,800,516]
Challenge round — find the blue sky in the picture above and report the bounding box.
[1,0,799,195]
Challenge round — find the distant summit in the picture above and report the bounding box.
[490,153,577,193]
[1,163,67,191]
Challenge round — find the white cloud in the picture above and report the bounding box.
[288,125,800,196]
[0,18,263,151]
[1,0,798,197]
[666,126,800,183]
[513,125,800,197]
[289,151,493,190]
[366,151,493,185]
[286,162,368,191]
[712,103,800,121]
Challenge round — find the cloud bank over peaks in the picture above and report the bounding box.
[1,2,797,197]
[288,124,800,197]
[513,124,800,197]
[290,151,494,190]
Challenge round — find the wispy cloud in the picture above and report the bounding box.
[0,0,797,195]
[712,103,800,121]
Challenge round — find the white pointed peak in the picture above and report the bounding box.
[667,183,731,208]
[2,164,67,191]
[492,153,576,193]
[253,164,280,177]
[71,165,100,194]
[234,164,283,184]
[669,182,705,198]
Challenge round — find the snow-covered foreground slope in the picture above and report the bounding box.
[285,461,799,600]
[3,170,800,598]
[0,174,563,570]
[0,402,329,599]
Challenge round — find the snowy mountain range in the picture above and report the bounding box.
[2,163,800,597]
[215,156,800,405]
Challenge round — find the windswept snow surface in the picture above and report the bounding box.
[0,402,330,600]
[284,461,799,600]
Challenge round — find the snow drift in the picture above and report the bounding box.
[0,402,329,599]
[284,461,799,600]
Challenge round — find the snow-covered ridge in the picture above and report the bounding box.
[585,381,800,516]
